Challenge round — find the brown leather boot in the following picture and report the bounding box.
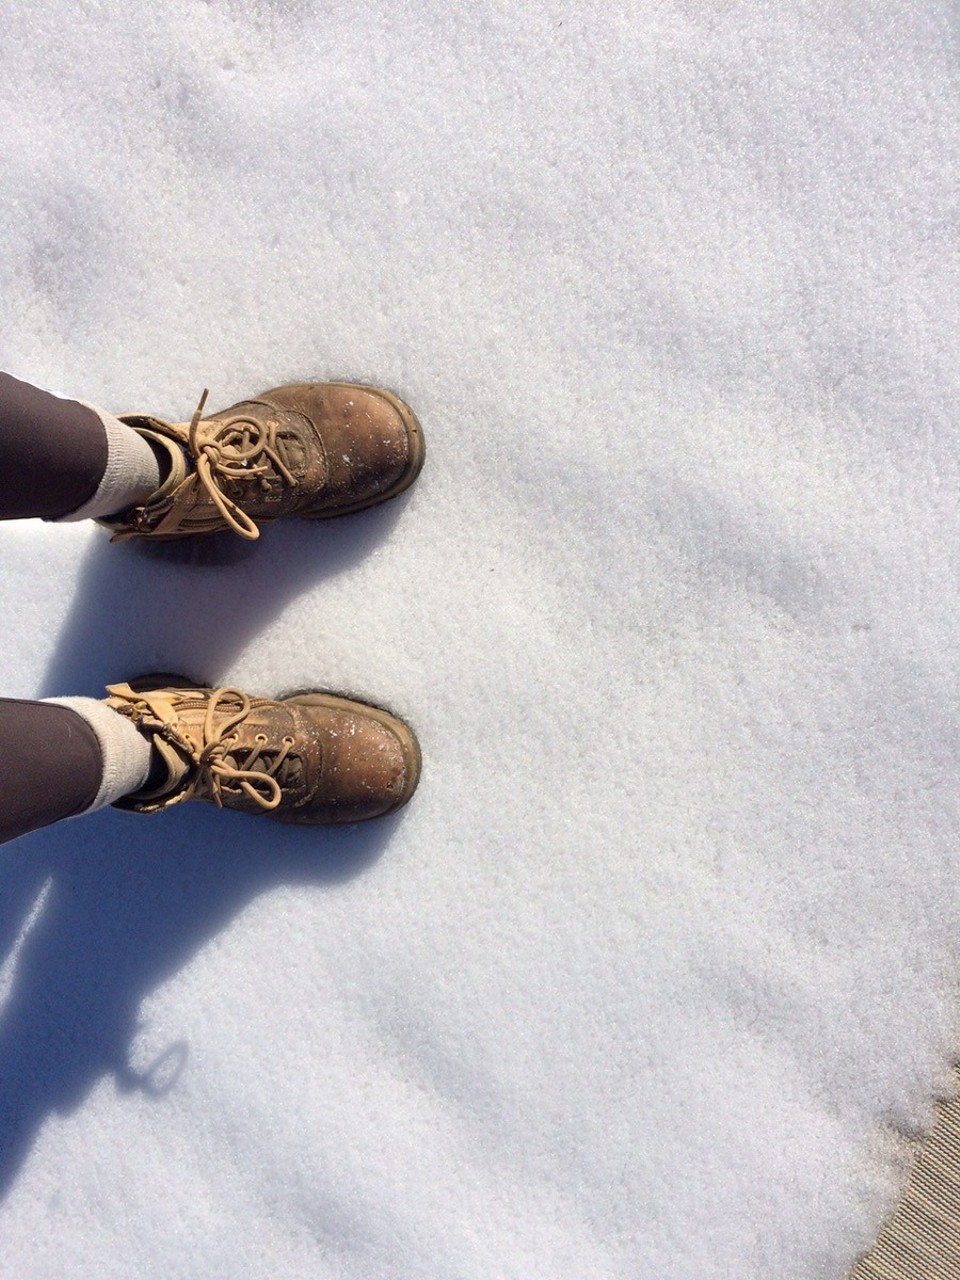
[103,680,420,824]
[99,382,424,541]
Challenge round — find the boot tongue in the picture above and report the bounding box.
[131,426,189,495]
[110,733,191,812]
[103,684,201,811]
[131,735,191,803]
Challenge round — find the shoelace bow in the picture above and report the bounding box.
[174,687,297,811]
[187,389,298,540]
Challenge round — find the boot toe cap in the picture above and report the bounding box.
[300,382,425,516]
[283,696,421,824]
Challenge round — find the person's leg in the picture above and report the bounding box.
[0,372,159,521]
[0,697,151,845]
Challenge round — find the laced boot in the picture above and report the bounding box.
[104,680,421,824]
[99,382,424,541]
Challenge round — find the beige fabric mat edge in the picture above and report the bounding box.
[851,1069,960,1279]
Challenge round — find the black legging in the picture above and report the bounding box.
[0,372,110,841]
[0,699,103,844]
[0,371,107,519]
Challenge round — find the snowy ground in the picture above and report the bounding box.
[1,3,958,1277]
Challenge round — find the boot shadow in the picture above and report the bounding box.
[0,498,413,1200]
[42,499,406,696]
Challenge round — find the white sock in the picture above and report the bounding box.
[43,697,153,812]
[55,403,161,522]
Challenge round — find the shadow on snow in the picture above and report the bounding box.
[0,498,411,1200]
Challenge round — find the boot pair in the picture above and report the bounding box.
[96,381,424,826]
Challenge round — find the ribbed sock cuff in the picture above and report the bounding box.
[55,404,161,522]
[42,697,153,812]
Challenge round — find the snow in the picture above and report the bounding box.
[1,2,959,1276]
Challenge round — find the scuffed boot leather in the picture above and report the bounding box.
[104,680,420,824]
[100,382,424,541]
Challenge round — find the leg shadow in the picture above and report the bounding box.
[0,805,397,1200]
[0,498,414,1199]
[41,499,406,695]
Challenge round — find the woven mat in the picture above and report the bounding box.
[852,1072,960,1279]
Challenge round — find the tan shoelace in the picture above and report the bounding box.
[177,687,297,811]
[187,390,298,541]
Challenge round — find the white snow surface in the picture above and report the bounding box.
[0,3,958,1277]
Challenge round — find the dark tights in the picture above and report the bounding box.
[0,372,111,842]
[0,372,107,519]
[0,700,103,844]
